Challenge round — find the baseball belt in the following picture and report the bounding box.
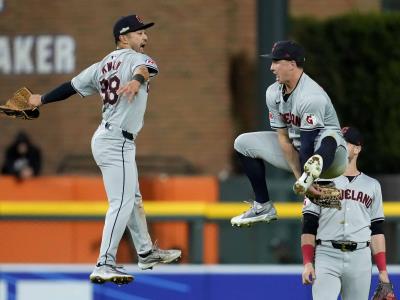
[104,121,135,141]
[316,239,370,252]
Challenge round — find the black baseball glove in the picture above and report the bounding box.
[371,281,397,300]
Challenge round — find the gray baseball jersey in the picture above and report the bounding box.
[267,72,342,150]
[302,173,385,300]
[303,173,384,241]
[71,48,158,266]
[234,72,347,180]
[72,48,158,134]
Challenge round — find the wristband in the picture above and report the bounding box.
[132,74,145,84]
[302,244,315,265]
[373,252,387,271]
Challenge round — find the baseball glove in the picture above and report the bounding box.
[0,87,39,120]
[371,282,397,300]
[306,182,342,210]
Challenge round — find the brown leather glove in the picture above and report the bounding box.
[0,87,40,120]
[305,183,342,210]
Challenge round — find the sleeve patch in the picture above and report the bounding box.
[145,58,157,66]
[305,113,318,125]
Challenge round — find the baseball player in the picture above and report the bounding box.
[301,127,393,300]
[28,14,181,285]
[231,40,348,227]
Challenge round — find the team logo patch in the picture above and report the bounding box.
[136,15,144,24]
[303,197,311,208]
[120,26,130,34]
[269,112,274,120]
[306,114,317,125]
[145,58,156,66]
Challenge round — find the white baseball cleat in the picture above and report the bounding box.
[293,154,323,195]
[231,201,278,227]
[138,244,182,270]
[89,264,134,285]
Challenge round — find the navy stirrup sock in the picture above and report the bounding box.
[236,151,270,203]
[315,136,337,172]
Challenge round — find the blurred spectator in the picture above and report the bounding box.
[1,131,42,180]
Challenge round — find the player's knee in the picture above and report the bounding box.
[233,134,248,155]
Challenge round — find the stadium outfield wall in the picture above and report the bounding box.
[1,264,400,300]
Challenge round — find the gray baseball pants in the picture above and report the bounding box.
[234,130,348,179]
[312,245,372,300]
[91,123,153,266]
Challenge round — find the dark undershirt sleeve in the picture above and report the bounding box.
[371,220,384,235]
[302,212,319,235]
[41,81,77,104]
[299,129,320,170]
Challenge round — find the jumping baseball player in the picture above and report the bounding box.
[301,127,394,300]
[28,14,181,285]
[231,40,348,227]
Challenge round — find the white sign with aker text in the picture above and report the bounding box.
[0,35,76,74]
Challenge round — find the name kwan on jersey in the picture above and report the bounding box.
[0,35,75,74]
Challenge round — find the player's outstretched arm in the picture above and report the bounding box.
[29,81,77,107]
[117,66,150,102]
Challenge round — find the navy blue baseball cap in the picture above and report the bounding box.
[113,15,154,42]
[261,40,305,63]
[341,126,363,146]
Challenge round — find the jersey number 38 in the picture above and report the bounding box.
[100,75,120,105]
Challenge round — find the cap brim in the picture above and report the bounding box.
[135,22,155,31]
[260,53,273,58]
[260,53,283,60]
[260,53,287,60]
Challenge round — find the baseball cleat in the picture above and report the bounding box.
[138,244,182,270]
[230,201,278,227]
[89,264,134,285]
[293,154,323,195]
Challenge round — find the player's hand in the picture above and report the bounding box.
[302,262,316,285]
[379,271,390,284]
[117,80,141,102]
[29,94,43,107]
[307,184,323,197]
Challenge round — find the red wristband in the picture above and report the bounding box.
[373,252,387,271]
[302,244,315,265]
